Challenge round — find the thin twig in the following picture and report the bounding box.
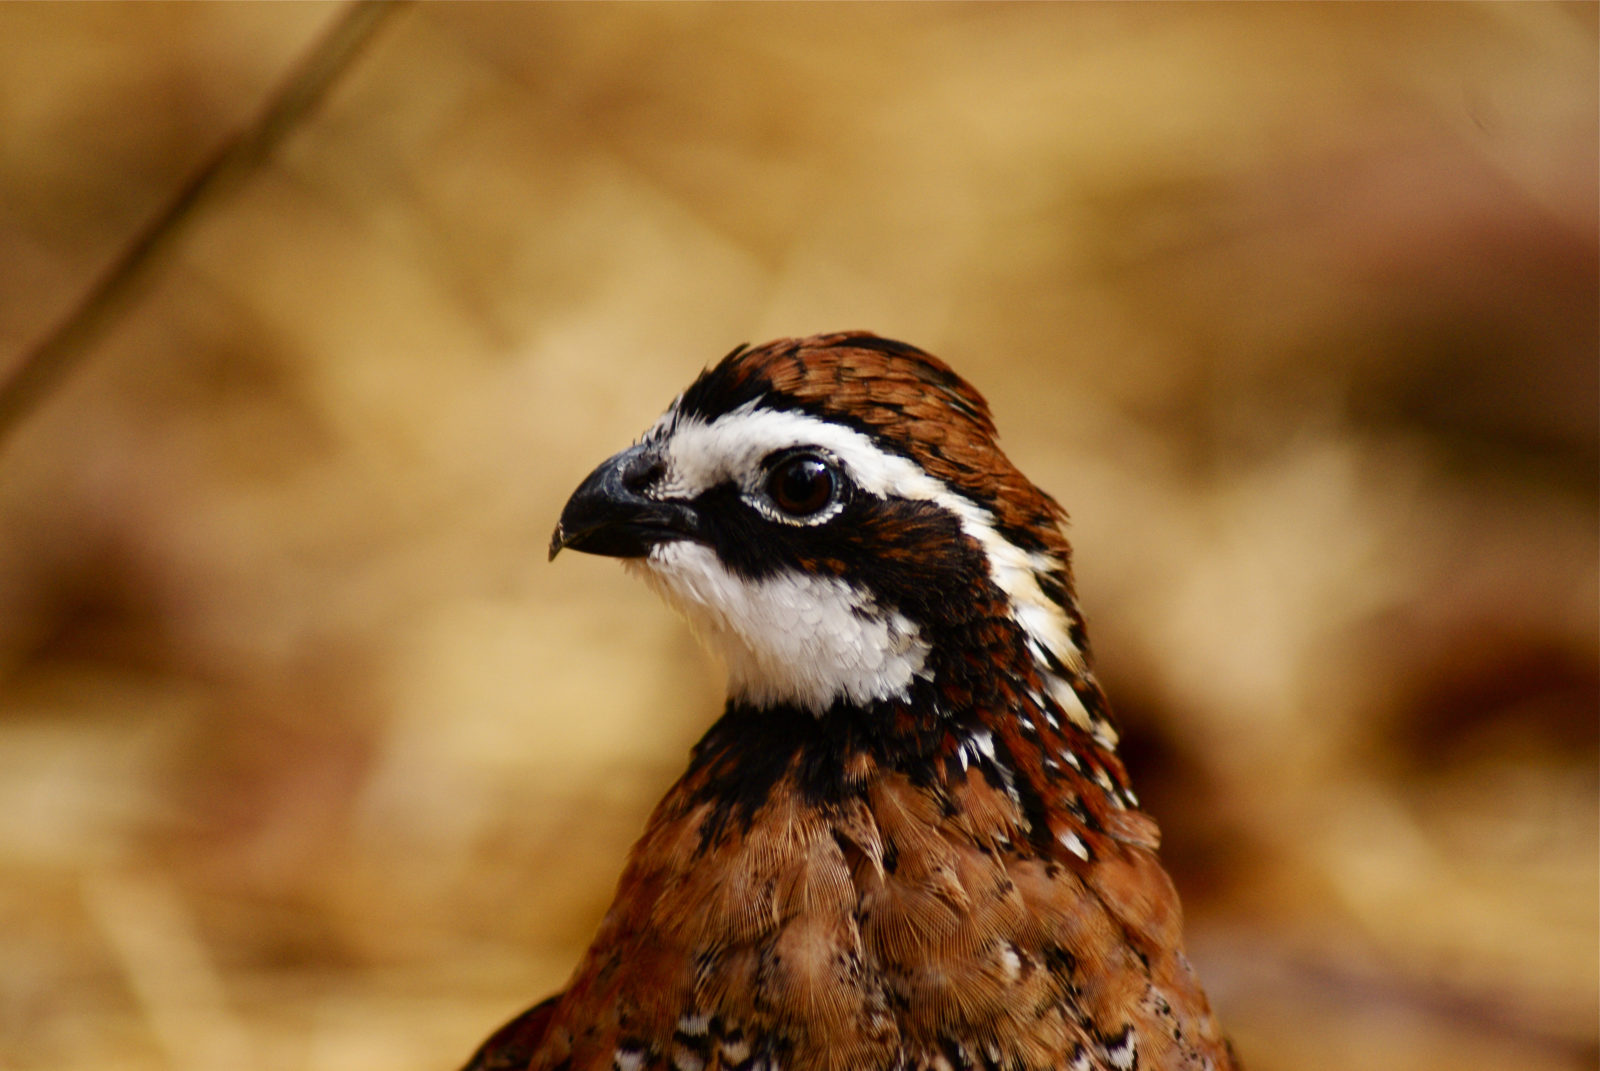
[0,0,407,451]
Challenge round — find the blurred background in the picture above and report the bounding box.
[0,4,1594,1070]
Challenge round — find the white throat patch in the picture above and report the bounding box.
[630,542,931,714]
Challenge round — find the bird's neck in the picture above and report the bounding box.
[682,607,1147,858]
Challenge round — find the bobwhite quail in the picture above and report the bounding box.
[464,332,1235,1071]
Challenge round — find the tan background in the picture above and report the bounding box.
[0,4,1594,1070]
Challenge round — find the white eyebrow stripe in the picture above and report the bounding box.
[653,401,925,500]
[652,404,1095,732]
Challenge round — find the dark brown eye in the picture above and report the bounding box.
[766,454,837,517]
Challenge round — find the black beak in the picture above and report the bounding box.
[549,443,700,561]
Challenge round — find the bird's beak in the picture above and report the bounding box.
[549,443,700,561]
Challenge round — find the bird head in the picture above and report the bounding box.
[550,333,1118,750]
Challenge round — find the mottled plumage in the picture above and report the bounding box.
[466,333,1235,1071]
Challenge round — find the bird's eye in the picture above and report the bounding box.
[766,453,837,517]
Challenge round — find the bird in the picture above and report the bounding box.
[463,332,1235,1071]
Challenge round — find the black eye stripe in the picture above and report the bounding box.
[683,482,992,616]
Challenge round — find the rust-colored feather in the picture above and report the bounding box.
[474,756,1231,1070]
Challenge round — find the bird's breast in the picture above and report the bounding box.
[525,760,1229,1071]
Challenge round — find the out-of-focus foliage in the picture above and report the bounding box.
[0,5,1593,1071]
